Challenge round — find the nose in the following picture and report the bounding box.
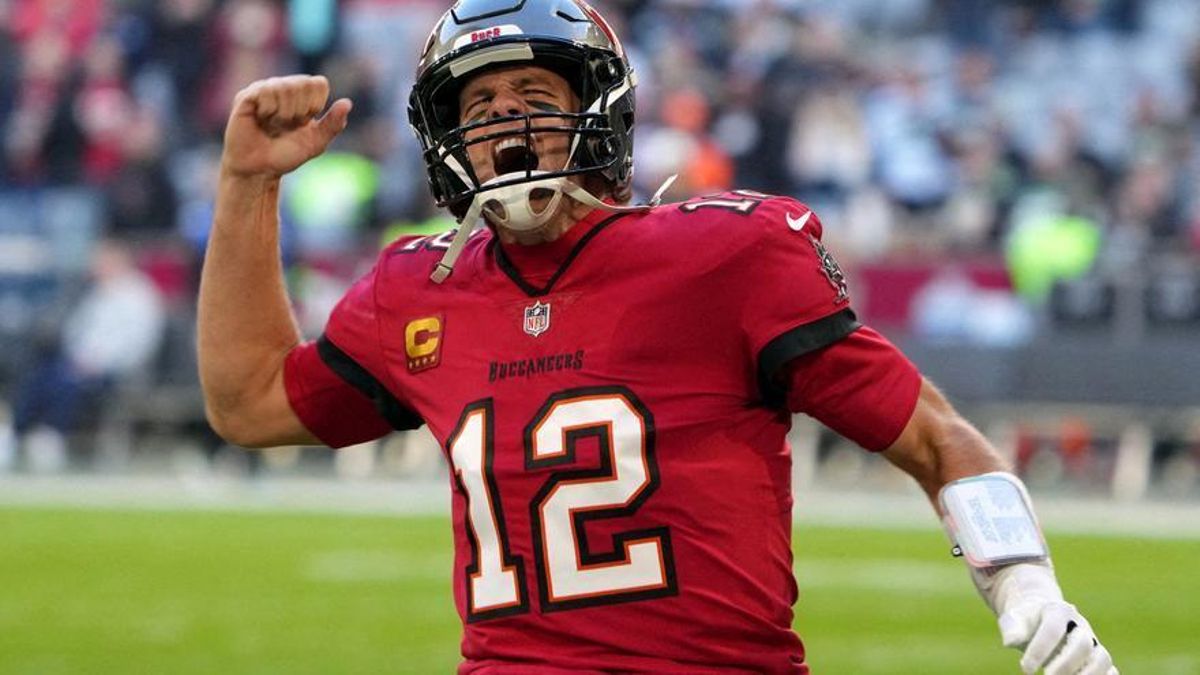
[487,88,526,119]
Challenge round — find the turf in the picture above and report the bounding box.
[0,507,1196,674]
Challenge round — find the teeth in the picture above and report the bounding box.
[495,138,527,152]
[492,136,538,175]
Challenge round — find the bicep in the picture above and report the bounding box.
[783,325,921,452]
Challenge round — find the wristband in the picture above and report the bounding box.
[938,472,1049,569]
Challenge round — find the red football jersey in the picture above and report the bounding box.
[284,191,921,673]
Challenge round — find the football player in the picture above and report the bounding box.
[198,0,1118,672]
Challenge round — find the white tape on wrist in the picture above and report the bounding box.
[938,472,1049,569]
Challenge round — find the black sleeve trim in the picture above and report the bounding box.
[317,334,423,431]
[757,308,861,406]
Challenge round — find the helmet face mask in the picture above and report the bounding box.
[429,105,616,196]
[408,0,635,220]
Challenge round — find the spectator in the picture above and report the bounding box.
[2,239,165,471]
[786,80,871,203]
[105,102,177,235]
[3,29,74,182]
[200,0,288,135]
[74,34,135,184]
[636,87,733,199]
[1005,191,1103,303]
[147,0,217,141]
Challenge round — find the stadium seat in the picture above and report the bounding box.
[1048,276,1116,328]
[1144,267,1200,327]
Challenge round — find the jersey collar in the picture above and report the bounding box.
[493,207,628,297]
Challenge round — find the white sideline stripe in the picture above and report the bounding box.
[297,550,972,592]
[794,559,971,596]
[794,485,1200,540]
[0,475,450,517]
[1,475,1199,539]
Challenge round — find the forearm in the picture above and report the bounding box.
[883,378,1008,511]
[197,171,301,436]
[917,418,1006,511]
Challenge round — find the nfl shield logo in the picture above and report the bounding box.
[523,301,551,337]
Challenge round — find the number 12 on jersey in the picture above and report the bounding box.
[447,387,678,621]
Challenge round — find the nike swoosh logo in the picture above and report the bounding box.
[787,211,812,232]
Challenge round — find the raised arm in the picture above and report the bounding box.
[197,75,351,448]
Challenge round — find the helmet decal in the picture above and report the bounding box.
[577,0,623,58]
[452,24,525,50]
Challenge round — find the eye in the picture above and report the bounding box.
[523,88,555,101]
[465,96,491,121]
[524,88,564,114]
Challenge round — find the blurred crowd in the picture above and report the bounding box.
[1,0,1200,469]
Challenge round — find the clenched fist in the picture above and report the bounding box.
[221,75,352,179]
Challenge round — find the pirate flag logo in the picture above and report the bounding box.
[808,234,849,303]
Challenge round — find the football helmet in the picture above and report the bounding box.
[408,0,648,281]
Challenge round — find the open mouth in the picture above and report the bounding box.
[492,137,540,176]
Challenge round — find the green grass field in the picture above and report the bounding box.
[1,506,1196,674]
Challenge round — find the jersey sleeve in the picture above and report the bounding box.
[283,262,423,448]
[783,325,921,451]
[735,196,860,402]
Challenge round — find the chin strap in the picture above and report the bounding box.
[430,198,484,284]
[430,174,677,284]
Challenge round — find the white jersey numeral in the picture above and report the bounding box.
[448,403,526,618]
[447,388,676,620]
[528,392,671,609]
[679,197,760,214]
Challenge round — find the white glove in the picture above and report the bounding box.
[973,562,1117,675]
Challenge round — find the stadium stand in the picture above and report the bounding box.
[0,0,1196,498]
